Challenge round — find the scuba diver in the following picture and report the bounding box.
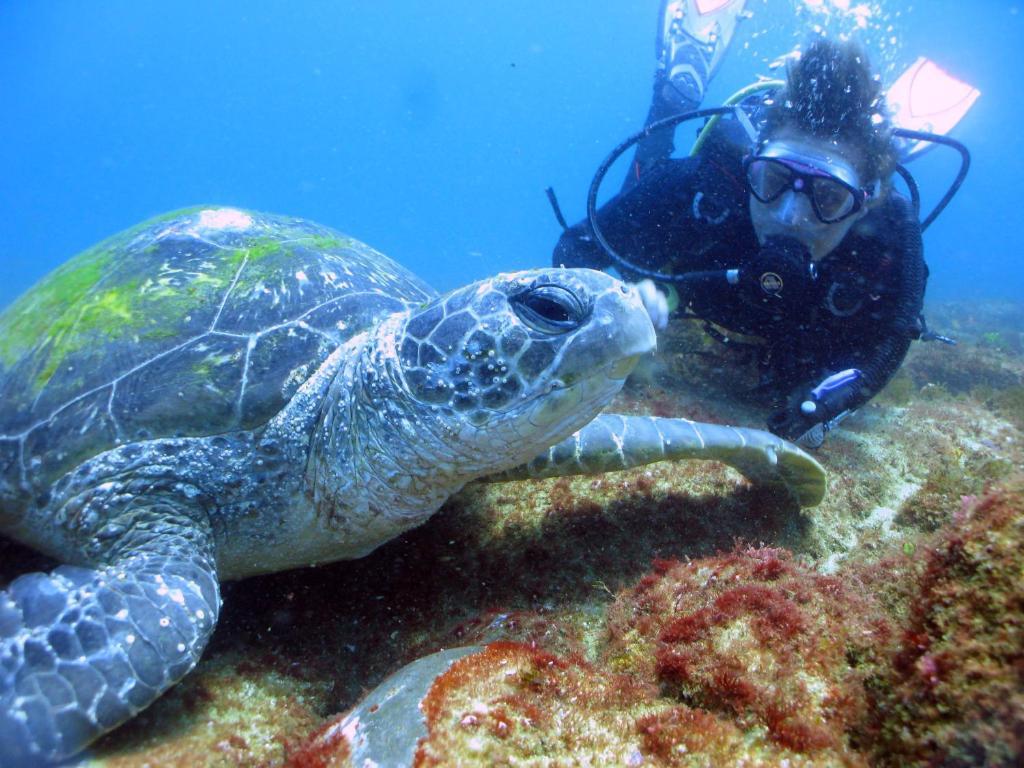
[551,0,975,448]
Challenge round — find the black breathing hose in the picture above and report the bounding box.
[892,164,921,221]
[891,128,971,232]
[585,106,739,286]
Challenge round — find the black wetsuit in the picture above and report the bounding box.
[552,130,927,438]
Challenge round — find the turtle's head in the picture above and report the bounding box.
[392,268,656,467]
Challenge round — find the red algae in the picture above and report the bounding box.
[280,474,1024,767]
[412,641,659,766]
[635,707,747,764]
[284,712,351,768]
[409,635,854,766]
[417,641,567,731]
[604,546,890,764]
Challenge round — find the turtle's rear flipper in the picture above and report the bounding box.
[490,414,826,508]
[0,502,219,765]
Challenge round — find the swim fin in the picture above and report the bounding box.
[656,0,748,111]
[886,56,980,160]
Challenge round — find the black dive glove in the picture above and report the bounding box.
[767,369,863,448]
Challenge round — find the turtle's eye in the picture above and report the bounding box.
[510,284,587,334]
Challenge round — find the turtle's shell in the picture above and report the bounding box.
[0,208,436,502]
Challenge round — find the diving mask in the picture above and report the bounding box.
[744,141,875,224]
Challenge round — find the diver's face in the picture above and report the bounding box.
[749,132,873,260]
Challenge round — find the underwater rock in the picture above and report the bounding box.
[289,642,661,766]
[289,469,1024,767]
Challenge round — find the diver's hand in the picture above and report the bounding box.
[767,404,824,446]
[768,370,862,448]
[635,279,669,331]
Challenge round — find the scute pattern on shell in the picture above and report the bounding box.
[0,208,436,500]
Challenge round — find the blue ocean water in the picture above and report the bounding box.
[0,0,1020,309]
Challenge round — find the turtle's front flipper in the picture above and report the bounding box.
[0,501,219,766]
[490,414,826,507]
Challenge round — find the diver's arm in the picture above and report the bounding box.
[841,334,913,412]
[770,310,920,443]
[768,325,915,444]
[846,196,927,406]
[769,197,926,441]
[552,158,701,275]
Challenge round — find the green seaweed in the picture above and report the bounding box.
[303,234,353,251]
[244,238,284,262]
[876,372,916,407]
[2,229,243,391]
[989,385,1024,430]
[33,278,145,388]
[0,245,113,369]
[980,331,1003,348]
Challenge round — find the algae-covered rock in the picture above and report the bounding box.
[865,479,1024,766]
[605,547,891,760]
[291,640,860,767]
[288,547,889,766]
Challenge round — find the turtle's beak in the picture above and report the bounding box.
[609,353,642,380]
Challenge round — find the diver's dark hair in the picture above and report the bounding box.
[761,38,894,183]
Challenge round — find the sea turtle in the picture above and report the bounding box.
[0,207,824,765]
